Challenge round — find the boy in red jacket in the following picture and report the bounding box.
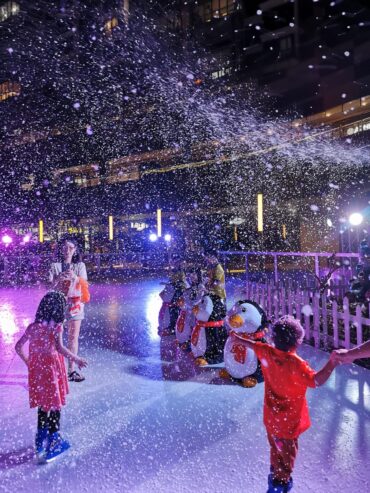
[231,315,339,493]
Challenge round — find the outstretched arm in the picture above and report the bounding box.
[332,341,370,364]
[54,330,88,369]
[314,353,338,387]
[15,332,30,367]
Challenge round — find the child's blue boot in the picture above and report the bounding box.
[45,432,70,462]
[267,476,293,493]
[35,427,48,462]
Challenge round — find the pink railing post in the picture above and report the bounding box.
[332,300,339,348]
[313,294,320,348]
[321,292,328,349]
[274,254,278,284]
[355,305,363,346]
[343,297,350,349]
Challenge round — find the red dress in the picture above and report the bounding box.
[26,322,69,411]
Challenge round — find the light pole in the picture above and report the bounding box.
[348,212,363,253]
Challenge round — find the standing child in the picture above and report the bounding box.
[231,315,339,493]
[204,249,226,301]
[15,291,87,463]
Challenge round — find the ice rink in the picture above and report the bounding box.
[0,278,369,493]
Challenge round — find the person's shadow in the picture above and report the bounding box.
[0,447,34,470]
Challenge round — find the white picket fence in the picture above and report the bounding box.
[244,281,370,350]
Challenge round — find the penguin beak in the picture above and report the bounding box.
[192,305,200,316]
[228,314,244,328]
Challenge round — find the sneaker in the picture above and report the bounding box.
[45,432,70,462]
[68,371,85,382]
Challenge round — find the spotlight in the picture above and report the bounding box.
[164,234,172,242]
[349,213,363,226]
[2,235,12,245]
[23,234,31,243]
[149,233,158,242]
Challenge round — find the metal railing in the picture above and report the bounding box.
[219,250,360,287]
[0,252,169,283]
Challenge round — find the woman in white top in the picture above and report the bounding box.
[49,237,88,382]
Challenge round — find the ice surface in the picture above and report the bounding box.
[0,280,369,492]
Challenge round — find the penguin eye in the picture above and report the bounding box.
[241,307,246,313]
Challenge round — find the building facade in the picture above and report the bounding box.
[0,0,369,255]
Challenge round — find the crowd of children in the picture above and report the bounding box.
[13,245,370,490]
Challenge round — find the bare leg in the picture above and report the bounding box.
[67,319,82,374]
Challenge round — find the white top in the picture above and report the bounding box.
[49,262,88,285]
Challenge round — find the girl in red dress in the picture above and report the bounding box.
[15,291,87,462]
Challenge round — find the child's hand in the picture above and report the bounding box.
[76,357,88,369]
[331,349,352,364]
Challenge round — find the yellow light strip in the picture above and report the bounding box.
[157,209,162,237]
[39,220,44,243]
[257,194,263,233]
[282,224,287,239]
[109,215,114,240]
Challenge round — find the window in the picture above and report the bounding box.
[104,17,119,35]
[279,36,293,56]
[53,164,100,188]
[0,81,20,101]
[20,174,35,191]
[211,67,232,79]
[194,0,235,23]
[122,0,129,23]
[106,158,140,183]
[0,1,19,22]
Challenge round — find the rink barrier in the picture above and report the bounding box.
[0,252,166,283]
[243,280,370,350]
[219,250,360,289]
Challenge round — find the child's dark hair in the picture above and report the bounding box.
[35,291,66,324]
[271,316,305,351]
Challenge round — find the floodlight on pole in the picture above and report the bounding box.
[348,212,363,226]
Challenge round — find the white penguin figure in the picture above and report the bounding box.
[158,283,176,334]
[175,283,204,349]
[190,293,228,366]
[220,299,268,387]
